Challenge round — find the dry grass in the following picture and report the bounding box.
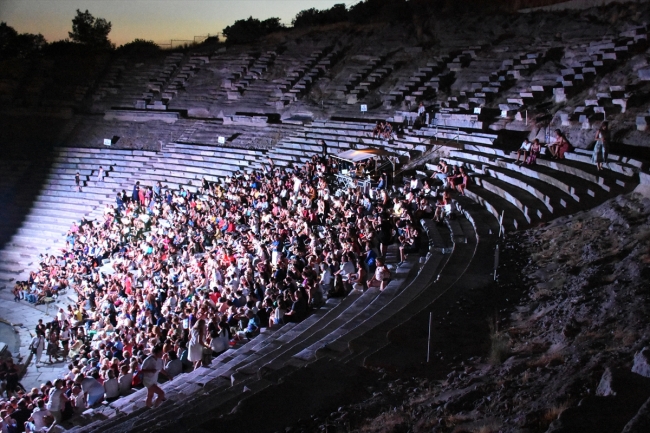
[530,287,552,301]
[469,421,502,433]
[612,326,638,347]
[490,332,511,364]
[445,412,475,427]
[489,317,511,365]
[527,351,565,368]
[543,401,570,423]
[358,411,408,433]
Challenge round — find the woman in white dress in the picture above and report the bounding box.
[187,319,207,370]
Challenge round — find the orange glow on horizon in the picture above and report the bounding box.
[0,0,358,46]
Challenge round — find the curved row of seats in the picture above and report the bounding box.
[70,204,481,432]
[431,142,641,233]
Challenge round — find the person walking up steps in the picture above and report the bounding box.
[75,172,82,192]
[141,344,168,408]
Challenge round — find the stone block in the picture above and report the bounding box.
[560,113,571,126]
[612,98,627,113]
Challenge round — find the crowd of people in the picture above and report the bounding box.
[1,151,445,431]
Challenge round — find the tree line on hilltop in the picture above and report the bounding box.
[1,0,567,58]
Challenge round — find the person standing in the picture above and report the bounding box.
[132,181,140,204]
[188,319,208,370]
[417,102,425,123]
[46,379,67,424]
[75,172,82,192]
[592,121,610,171]
[30,333,45,365]
[141,345,168,408]
[97,166,104,183]
[46,331,60,364]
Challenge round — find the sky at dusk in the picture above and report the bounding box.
[0,0,358,46]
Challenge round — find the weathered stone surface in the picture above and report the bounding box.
[622,396,650,433]
[632,347,650,378]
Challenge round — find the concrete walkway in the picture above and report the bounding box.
[0,288,70,390]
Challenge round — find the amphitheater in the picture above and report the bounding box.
[1,1,650,432]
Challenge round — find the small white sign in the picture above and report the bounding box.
[103,139,112,146]
[473,107,481,114]
[218,136,225,144]
[360,104,368,112]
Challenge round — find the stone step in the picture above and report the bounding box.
[308,225,461,360]
[231,295,361,377]
[464,184,528,232]
[448,149,611,202]
[473,175,548,223]
[340,216,482,364]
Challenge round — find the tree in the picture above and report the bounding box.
[223,17,284,45]
[0,22,46,58]
[118,39,160,55]
[68,9,112,49]
[292,4,348,28]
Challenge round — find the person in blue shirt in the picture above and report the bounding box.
[364,241,377,274]
[244,310,260,339]
[116,193,124,214]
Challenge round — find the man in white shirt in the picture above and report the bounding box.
[516,139,532,165]
[141,345,168,408]
[27,399,54,432]
[46,379,67,423]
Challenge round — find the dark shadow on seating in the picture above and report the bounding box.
[0,115,62,252]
